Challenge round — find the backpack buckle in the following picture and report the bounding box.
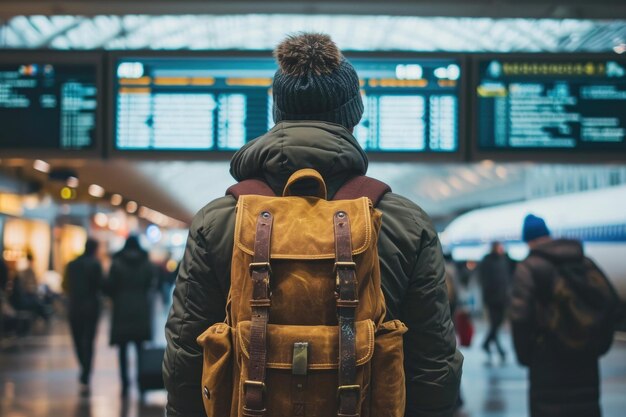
[244,380,266,393]
[334,261,356,273]
[249,262,272,274]
[337,384,361,400]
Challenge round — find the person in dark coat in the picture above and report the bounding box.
[510,214,603,417]
[107,236,154,397]
[478,241,512,363]
[163,33,462,417]
[63,238,103,395]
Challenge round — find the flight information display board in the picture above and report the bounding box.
[111,54,463,154]
[0,53,100,153]
[475,55,626,155]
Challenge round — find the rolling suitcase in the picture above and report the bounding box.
[138,344,165,394]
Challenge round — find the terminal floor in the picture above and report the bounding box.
[1,314,625,417]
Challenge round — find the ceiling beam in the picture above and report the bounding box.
[2,0,626,19]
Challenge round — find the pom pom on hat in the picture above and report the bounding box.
[274,33,342,76]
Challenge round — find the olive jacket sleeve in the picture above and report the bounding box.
[163,197,236,417]
[402,234,463,417]
[375,193,462,417]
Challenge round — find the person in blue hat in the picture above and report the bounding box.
[510,214,620,417]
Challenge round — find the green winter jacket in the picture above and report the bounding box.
[163,121,463,417]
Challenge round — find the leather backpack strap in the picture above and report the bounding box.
[226,179,276,199]
[243,211,273,417]
[333,211,360,417]
[332,176,391,207]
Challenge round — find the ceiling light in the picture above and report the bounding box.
[496,166,508,179]
[66,176,79,188]
[448,176,464,190]
[480,159,494,168]
[60,187,75,200]
[459,169,480,185]
[126,201,138,214]
[614,43,626,54]
[110,194,123,206]
[438,182,451,197]
[33,159,50,173]
[88,184,105,198]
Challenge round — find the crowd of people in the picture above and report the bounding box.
[446,213,622,417]
[0,236,178,400]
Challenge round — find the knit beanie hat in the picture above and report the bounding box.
[272,33,364,130]
[522,214,551,243]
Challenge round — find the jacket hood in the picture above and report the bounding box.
[116,248,148,264]
[530,238,584,263]
[230,121,368,198]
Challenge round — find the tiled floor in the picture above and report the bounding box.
[1,312,625,417]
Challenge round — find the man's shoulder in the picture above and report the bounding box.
[189,195,238,238]
[377,192,438,240]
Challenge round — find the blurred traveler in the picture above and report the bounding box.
[478,241,512,363]
[106,236,154,398]
[63,238,104,395]
[445,253,460,315]
[445,253,469,415]
[0,257,7,294]
[164,33,462,417]
[510,214,621,417]
[10,253,47,328]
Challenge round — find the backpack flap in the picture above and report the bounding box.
[235,195,375,260]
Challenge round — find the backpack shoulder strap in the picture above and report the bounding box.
[226,179,276,200]
[333,176,391,207]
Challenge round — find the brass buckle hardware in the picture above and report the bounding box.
[337,384,361,399]
[249,262,272,274]
[243,380,266,393]
[292,342,309,376]
[334,261,356,272]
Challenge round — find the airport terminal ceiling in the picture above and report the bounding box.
[0,15,624,52]
[2,0,626,19]
[0,12,625,226]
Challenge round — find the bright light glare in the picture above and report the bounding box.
[126,201,138,213]
[66,176,79,188]
[395,64,423,80]
[117,62,144,78]
[88,184,105,198]
[111,194,123,206]
[33,160,50,173]
[94,213,108,228]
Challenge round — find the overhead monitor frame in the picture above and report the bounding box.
[107,50,468,162]
[469,53,626,163]
[0,50,104,159]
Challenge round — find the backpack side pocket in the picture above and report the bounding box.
[197,322,234,417]
[370,319,408,417]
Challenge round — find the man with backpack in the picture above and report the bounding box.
[510,214,621,417]
[164,33,462,417]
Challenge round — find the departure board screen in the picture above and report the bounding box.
[0,57,98,151]
[476,56,626,152]
[112,55,462,153]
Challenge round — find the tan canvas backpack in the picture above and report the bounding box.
[197,169,408,417]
